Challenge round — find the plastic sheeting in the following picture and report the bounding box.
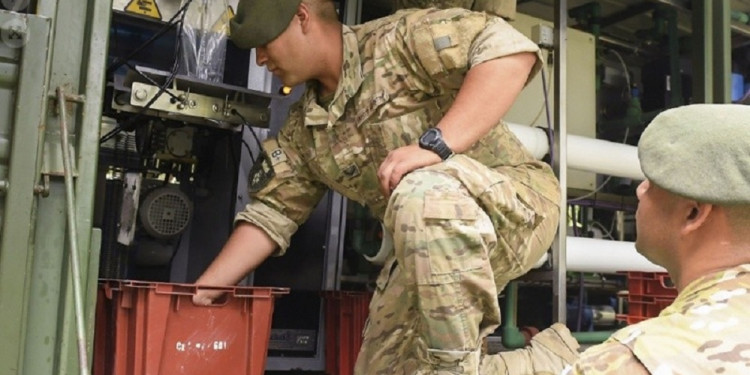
[180,0,231,82]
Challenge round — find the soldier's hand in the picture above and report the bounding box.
[377,144,441,198]
[192,288,226,306]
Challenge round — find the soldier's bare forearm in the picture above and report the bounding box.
[438,52,537,153]
[195,222,277,287]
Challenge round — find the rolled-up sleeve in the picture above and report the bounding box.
[234,110,328,256]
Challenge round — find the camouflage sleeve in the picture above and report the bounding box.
[567,341,651,375]
[234,106,328,256]
[469,16,543,84]
[399,8,540,90]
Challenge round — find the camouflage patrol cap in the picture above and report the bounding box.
[230,0,302,49]
[638,104,750,205]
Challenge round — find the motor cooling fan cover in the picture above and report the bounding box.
[139,186,193,239]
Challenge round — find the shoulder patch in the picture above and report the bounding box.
[248,151,276,193]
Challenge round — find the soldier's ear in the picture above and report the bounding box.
[296,2,312,32]
[681,201,712,236]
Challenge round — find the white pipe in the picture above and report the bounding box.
[566,237,666,273]
[507,123,645,180]
[506,122,551,160]
[567,134,644,180]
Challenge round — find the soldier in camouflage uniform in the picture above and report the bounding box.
[195,0,577,373]
[567,104,750,374]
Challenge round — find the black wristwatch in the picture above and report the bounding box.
[418,127,454,161]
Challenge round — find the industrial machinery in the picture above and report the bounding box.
[1,0,750,374]
[97,0,276,284]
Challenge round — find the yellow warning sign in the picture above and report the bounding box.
[125,0,162,20]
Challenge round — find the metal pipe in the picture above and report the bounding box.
[501,282,527,349]
[567,237,665,273]
[598,35,642,54]
[572,331,615,344]
[56,86,90,375]
[507,123,644,180]
[552,0,568,325]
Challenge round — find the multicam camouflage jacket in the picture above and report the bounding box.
[569,264,750,374]
[235,8,558,254]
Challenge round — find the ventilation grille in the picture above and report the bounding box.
[139,187,192,239]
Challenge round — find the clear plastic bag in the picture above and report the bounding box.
[179,0,231,82]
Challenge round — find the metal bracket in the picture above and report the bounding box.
[0,179,9,195]
[33,174,49,197]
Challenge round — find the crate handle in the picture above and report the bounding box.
[154,283,197,296]
[99,279,123,299]
[658,274,675,289]
[192,286,233,307]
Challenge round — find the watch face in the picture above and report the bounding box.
[420,128,440,147]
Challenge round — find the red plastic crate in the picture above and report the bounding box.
[615,314,647,325]
[626,272,677,299]
[627,294,674,317]
[616,294,675,325]
[324,291,372,375]
[94,280,288,375]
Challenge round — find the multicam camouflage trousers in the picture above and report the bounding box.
[354,156,559,375]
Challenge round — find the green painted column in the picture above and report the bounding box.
[692,0,732,104]
[712,0,731,103]
[691,0,713,103]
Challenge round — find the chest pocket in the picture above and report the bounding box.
[307,122,386,212]
[360,107,436,217]
[363,106,433,159]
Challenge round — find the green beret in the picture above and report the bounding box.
[638,104,750,205]
[230,0,302,49]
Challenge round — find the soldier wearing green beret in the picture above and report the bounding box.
[567,104,750,374]
[194,0,577,373]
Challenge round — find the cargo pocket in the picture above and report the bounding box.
[436,156,543,277]
[362,257,398,340]
[419,189,485,285]
[476,179,541,277]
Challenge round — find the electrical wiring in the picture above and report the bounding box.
[608,50,631,89]
[101,0,195,144]
[540,66,554,165]
[239,124,256,163]
[107,0,195,75]
[232,109,265,156]
[568,50,638,203]
[568,121,631,203]
[529,60,553,126]
[589,220,616,240]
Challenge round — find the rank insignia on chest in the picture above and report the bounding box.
[342,164,360,178]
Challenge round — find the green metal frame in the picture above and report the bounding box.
[0,11,53,375]
[0,0,112,374]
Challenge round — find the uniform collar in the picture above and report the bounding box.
[303,25,362,128]
[680,264,750,296]
[663,264,750,315]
